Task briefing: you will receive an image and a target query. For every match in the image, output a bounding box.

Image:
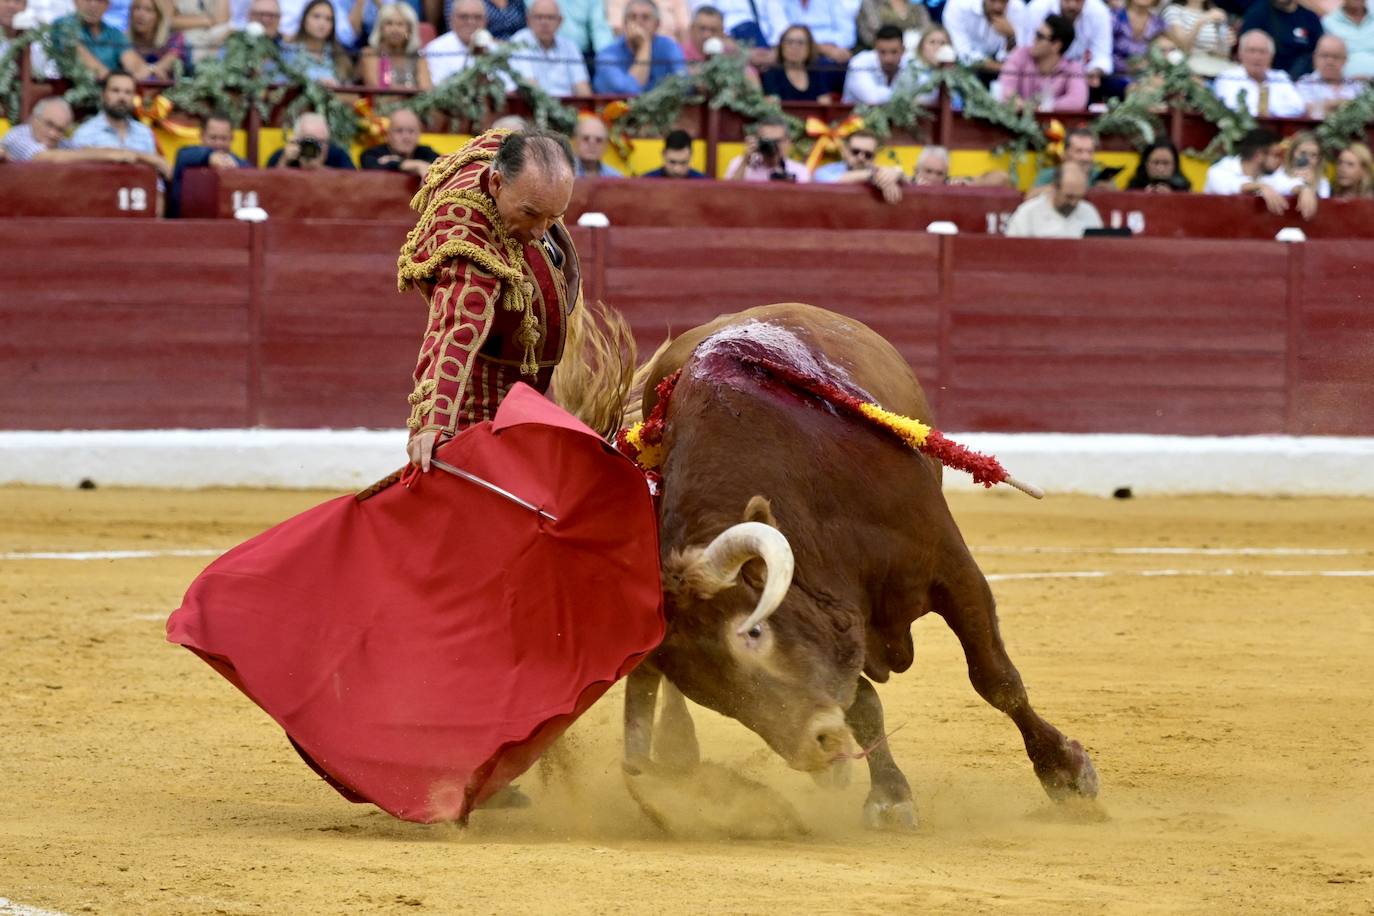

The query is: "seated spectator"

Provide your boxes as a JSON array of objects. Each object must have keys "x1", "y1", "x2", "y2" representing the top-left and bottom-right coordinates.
[
  {"x1": 695, "y1": 0, "x2": 781, "y2": 60},
  {"x1": 360, "y1": 107, "x2": 437, "y2": 175},
  {"x1": 346, "y1": 0, "x2": 422, "y2": 49},
  {"x1": 1322, "y1": 0, "x2": 1373, "y2": 79},
  {"x1": 999, "y1": 14, "x2": 1088, "y2": 111},
  {"x1": 911, "y1": 144, "x2": 950, "y2": 185},
  {"x1": 1213, "y1": 31, "x2": 1305, "y2": 117},
  {"x1": 760, "y1": 24, "x2": 838, "y2": 102},
  {"x1": 358, "y1": 1, "x2": 432, "y2": 89},
  {"x1": 52, "y1": 0, "x2": 131, "y2": 80},
  {"x1": 70, "y1": 71, "x2": 172, "y2": 178},
  {"x1": 944, "y1": 0, "x2": 1015, "y2": 79},
  {"x1": 1202, "y1": 126, "x2": 1290, "y2": 215},
  {"x1": 121, "y1": 0, "x2": 186, "y2": 80},
  {"x1": 1125, "y1": 139, "x2": 1191, "y2": 191},
  {"x1": 1241, "y1": 0, "x2": 1322, "y2": 77},
  {"x1": 1030, "y1": 127, "x2": 1112, "y2": 190},
  {"x1": 643, "y1": 128, "x2": 707, "y2": 177},
  {"x1": 424, "y1": 0, "x2": 495, "y2": 84},
  {"x1": 283, "y1": 0, "x2": 353, "y2": 84},
  {"x1": 894, "y1": 25, "x2": 956, "y2": 102},
  {"x1": 682, "y1": 3, "x2": 758, "y2": 75},
  {"x1": 244, "y1": 0, "x2": 286, "y2": 42},
  {"x1": 557, "y1": 0, "x2": 612, "y2": 58},
  {"x1": 726, "y1": 114, "x2": 809, "y2": 182},
  {"x1": 1108, "y1": 0, "x2": 1165, "y2": 94},
  {"x1": 267, "y1": 111, "x2": 357, "y2": 168},
  {"x1": 1016, "y1": 0, "x2": 1114, "y2": 90},
  {"x1": 172, "y1": 0, "x2": 233, "y2": 65},
  {"x1": 1261, "y1": 130, "x2": 1327, "y2": 219},
  {"x1": 1, "y1": 97, "x2": 76, "y2": 162},
  {"x1": 167, "y1": 112, "x2": 249, "y2": 217},
  {"x1": 813, "y1": 129, "x2": 905, "y2": 204},
  {"x1": 483, "y1": 0, "x2": 527, "y2": 39},
  {"x1": 282, "y1": 0, "x2": 359, "y2": 49},
  {"x1": 1004, "y1": 162, "x2": 1104, "y2": 237},
  {"x1": 770, "y1": 0, "x2": 855, "y2": 64},
  {"x1": 571, "y1": 116, "x2": 623, "y2": 176},
  {"x1": 843, "y1": 24, "x2": 911, "y2": 104},
  {"x1": 509, "y1": 0, "x2": 592, "y2": 95},
  {"x1": 1331, "y1": 142, "x2": 1374, "y2": 198},
  {"x1": 1296, "y1": 35, "x2": 1360, "y2": 118},
  {"x1": 592, "y1": 0, "x2": 687, "y2": 94},
  {"x1": 607, "y1": 0, "x2": 688, "y2": 44},
  {"x1": 1161, "y1": 0, "x2": 1234, "y2": 78},
  {"x1": 857, "y1": 0, "x2": 930, "y2": 50}
]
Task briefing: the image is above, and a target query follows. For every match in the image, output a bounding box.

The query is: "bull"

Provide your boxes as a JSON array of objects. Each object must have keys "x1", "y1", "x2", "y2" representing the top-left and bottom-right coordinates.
[{"x1": 620, "y1": 303, "x2": 1098, "y2": 828}]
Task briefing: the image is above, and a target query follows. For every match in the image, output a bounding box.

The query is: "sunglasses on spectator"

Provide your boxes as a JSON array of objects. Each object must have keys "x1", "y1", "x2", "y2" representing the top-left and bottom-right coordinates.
[{"x1": 850, "y1": 147, "x2": 876, "y2": 159}]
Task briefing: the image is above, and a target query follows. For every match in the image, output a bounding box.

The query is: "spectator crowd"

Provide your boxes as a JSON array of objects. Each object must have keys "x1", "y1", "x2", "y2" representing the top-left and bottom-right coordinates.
[{"x1": 3, "y1": 0, "x2": 1374, "y2": 228}]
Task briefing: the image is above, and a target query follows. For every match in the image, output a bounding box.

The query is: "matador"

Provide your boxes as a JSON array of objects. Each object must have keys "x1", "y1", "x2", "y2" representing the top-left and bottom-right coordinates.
[{"x1": 398, "y1": 127, "x2": 580, "y2": 469}]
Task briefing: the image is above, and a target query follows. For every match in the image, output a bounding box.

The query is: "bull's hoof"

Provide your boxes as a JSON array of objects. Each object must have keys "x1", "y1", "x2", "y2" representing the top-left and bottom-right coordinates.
[
  {"x1": 1037, "y1": 739, "x2": 1100, "y2": 801},
  {"x1": 862, "y1": 795, "x2": 917, "y2": 831}
]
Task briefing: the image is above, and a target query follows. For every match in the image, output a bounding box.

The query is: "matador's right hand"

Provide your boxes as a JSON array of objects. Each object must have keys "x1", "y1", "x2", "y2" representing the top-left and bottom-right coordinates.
[{"x1": 407, "y1": 430, "x2": 440, "y2": 472}]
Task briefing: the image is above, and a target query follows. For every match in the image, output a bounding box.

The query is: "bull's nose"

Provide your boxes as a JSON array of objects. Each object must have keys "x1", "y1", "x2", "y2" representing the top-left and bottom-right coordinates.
[
  {"x1": 815, "y1": 728, "x2": 847, "y2": 754},
  {"x1": 793, "y1": 708, "x2": 856, "y2": 771}
]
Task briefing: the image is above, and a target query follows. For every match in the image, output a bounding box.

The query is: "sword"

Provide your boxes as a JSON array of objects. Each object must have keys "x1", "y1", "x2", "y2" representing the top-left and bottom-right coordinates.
[{"x1": 429, "y1": 458, "x2": 558, "y2": 523}]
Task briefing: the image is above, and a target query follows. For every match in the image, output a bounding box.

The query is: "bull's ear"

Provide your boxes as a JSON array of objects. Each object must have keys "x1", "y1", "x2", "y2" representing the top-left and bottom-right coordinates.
[
  {"x1": 741, "y1": 496, "x2": 778, "y2": 589},
  {"x1": 742, "y1": 495, "x2": 778, "y2": 528}
]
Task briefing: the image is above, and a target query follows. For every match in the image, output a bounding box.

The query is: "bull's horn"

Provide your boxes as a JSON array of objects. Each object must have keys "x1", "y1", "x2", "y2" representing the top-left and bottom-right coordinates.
[{"x1": 698, "y1": 521, "x2": 794, "y2": 635}]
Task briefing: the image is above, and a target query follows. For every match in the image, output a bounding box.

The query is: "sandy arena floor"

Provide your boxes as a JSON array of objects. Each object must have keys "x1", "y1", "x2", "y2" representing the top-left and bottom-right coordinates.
[{"x1": 1, "y1": 486, "x2": 1371, "y2": 915}]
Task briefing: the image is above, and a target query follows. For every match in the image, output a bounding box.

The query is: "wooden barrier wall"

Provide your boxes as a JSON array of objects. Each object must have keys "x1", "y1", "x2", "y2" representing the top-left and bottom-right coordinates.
[{"x1": 1, "y1": 218, "x2": 1369, "y2": 435}]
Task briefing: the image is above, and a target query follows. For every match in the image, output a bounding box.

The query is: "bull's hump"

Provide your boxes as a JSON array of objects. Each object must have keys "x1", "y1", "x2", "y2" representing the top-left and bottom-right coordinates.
[{"x1": 690, "y1": 320, "x2": 873, "y2": 405}]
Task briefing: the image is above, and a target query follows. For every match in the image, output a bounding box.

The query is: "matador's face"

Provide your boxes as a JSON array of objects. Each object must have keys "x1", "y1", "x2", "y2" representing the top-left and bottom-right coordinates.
[{"x1": 490, "y1": 164, "x2": 573, "y2": 246}]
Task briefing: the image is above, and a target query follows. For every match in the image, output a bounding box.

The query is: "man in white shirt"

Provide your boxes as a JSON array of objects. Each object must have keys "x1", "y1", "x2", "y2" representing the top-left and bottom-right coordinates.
[
  {"x1": 1321, "y1": 0, "x2": 1374, "y2": 78},
  {"x1": 509, "y1": 0, "x2": 592, "y2": 95},
  {"x1": 1015, "y1": 0, "x2": 1112, "y2": 83},
  {"x1": 424, "y1": 0, "x2": 496, "y2": 85},
  {"x1": 945, "y1": 0, "x2": 1021, "y2": 78},
  {"x1": 1212, "y1": 30, "x2": 1307, "y2": 117},
  {"x1": 1202, "y1": 127, "x2": 1291, "y2": 216},
  {"x1": 1004, "y1": 162, "x2": 1102, "y2": 237},
  {"x1": 843, "y1": 24, "x2": 910, "y2": 104},
  {"x1": 1295, "y1": 35, "x2": 1360, "y2": 117}
]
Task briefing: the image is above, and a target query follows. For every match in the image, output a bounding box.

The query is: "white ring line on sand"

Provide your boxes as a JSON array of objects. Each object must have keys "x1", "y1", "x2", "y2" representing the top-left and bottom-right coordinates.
[
  {"x1": 0, "y1": 549, "x2": 224, "y2": 561},
  {"x1": 987, "y1": 569, "x2": 1374, "y2": 581},
  {"x1": 0, "y1": 899, "x2": 70, "y2": 916}
]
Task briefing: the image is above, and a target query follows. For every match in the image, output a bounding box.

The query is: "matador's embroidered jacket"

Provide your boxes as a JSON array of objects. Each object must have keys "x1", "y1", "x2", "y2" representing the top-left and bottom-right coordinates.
[{"x1": 397, "y1": 130, "x2": 581, "y2": 437}]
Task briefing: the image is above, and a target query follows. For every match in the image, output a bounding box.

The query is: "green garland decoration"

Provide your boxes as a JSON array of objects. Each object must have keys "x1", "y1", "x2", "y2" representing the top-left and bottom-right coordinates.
[
  {"x1": 1089, "y1": 90, "x2": 1161, "y2": 147},
  {"x1": 405, "y1": 44, "x2": 578, "y2": 135},
  {"x1": 0, "y1": 22, "x2": 101, "y2": 121},
  {"x1": 1315, "y1": 81, "x2": 1374, "y2": 155},
  {"x1": 612, "y1": 52, "x2": 792, "y2": 147},
  {"x1": 1140, "y1": 50, "x2": 1253, "y2": 158},
  {"x1": 163, "y1": 30, "x2": 355, "y2": 145}
]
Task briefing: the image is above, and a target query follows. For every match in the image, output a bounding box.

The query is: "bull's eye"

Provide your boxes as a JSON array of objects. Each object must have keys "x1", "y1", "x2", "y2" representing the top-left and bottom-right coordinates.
[{"x1": 746, "y1": 625, "x2": 763, "y2": 640}]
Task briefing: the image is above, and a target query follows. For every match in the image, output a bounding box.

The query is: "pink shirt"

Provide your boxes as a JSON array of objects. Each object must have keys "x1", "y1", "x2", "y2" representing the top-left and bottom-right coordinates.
[{"x1": 999, "y1": 46, "x2": 1088, "y2": 112}]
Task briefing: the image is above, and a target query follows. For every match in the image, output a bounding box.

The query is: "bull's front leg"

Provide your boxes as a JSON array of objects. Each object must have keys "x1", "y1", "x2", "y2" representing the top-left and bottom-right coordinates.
[
  {"x1": 622, "y1": 663, "x2": 660, "y2": 775},
  {"x1": 846, "y1": 676, "x2": 916, "y2": 830}
]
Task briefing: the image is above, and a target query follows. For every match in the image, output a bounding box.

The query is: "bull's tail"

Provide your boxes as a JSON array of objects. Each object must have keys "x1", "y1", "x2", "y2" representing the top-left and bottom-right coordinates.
[{"x1": 549, "y1": 296, "x2": 638, "y2": 440}]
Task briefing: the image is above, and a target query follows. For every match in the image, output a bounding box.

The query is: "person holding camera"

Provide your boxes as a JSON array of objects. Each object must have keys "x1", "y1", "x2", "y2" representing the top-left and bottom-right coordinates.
[
  {"x1": 267, "y1": 112, "x2": 357, "y2": 170},
  {"x1": 725, "y1": 115, "x2": 809, "y2": 183}
]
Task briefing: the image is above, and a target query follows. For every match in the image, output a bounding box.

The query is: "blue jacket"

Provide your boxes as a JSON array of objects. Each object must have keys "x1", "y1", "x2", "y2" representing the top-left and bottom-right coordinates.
[{"x1": 592, "y1": 35, "x2": 687, "y2": 95}]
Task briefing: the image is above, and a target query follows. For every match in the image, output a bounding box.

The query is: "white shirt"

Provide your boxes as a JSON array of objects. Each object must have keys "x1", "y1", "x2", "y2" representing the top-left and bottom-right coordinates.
[
  {"x1": 770, "y1": 0, "x2": 862, "y2": 48},
  {"x1": 1212, "y1": 66, "x2": 1306, "y2": 118},
  {"x1": 1015, "y1": 0, "x2": 1114, "y2": 74},
  {"x1": 508, "y1": 29, "x2": 591, "y2": 95},
  {"x1": 423, "y1": 32, "x2": 476, "y2": 85},
  {"x1": 842, "y1": 48, "x2": 912, "y2": 104},
  {"x1": 1294, "y1": 72, "x2": 1362, "y2": 111},
  {"x1": 945, "y1": 0, "x2": 1021, "y2": 65},
  {"x1": 1262, "y1": 168, "x2": 1332, "y2": 198},
  {"x1": 1004, "y1": 193, "x2": 1103, "y2": 238},
  {"x1": 1202, "y1": 155, "x2": 1256, "y2": 195}
]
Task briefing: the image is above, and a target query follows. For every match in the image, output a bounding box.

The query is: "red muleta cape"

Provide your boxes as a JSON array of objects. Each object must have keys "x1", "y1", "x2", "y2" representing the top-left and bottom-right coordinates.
[{"x1": 167, "y1": 385, "x2": 663, "y2": 823}]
